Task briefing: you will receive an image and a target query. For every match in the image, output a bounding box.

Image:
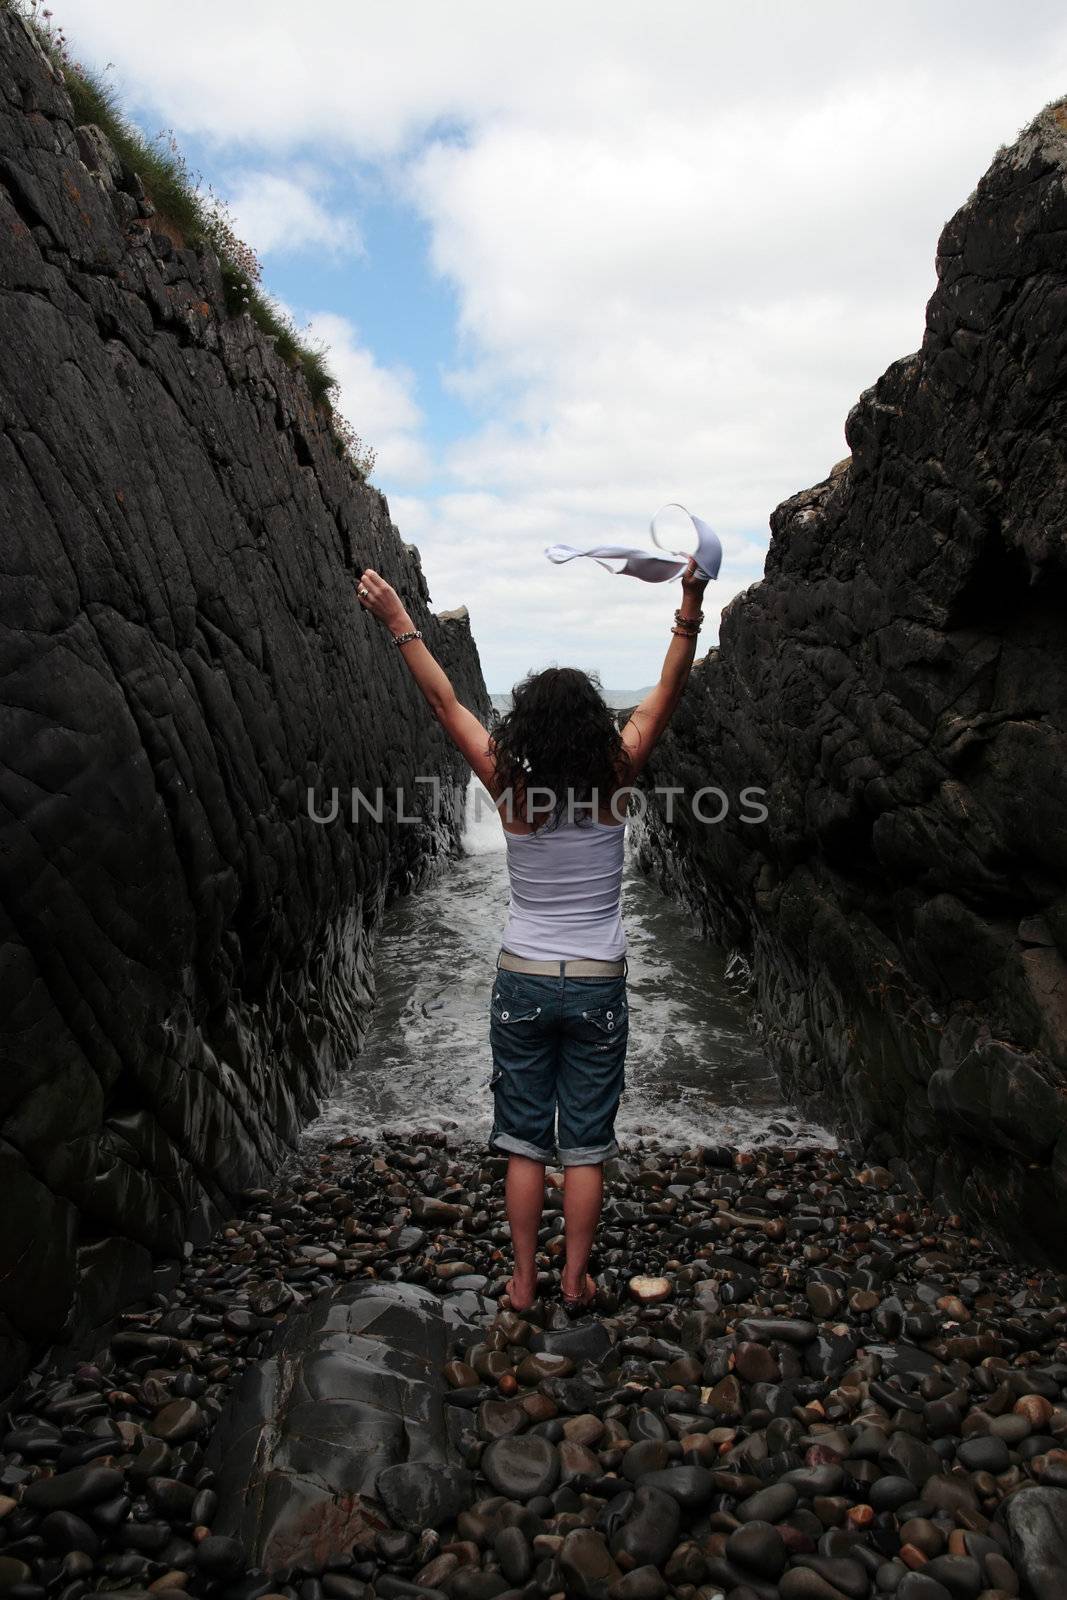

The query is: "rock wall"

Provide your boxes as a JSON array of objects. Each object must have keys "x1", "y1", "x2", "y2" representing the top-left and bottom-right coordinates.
[
  {"x1": 634, "y1": 98, "x2": 1067, "y2": 1261},
  {"x1": 0, "y1": 11, "x2": 490, "y2": 1380}
]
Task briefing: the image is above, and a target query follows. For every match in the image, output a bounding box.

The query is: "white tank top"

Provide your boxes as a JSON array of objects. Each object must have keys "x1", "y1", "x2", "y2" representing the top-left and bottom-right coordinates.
[{"x1": 500, "y1": 815, "x2": 627, "y2": 961}]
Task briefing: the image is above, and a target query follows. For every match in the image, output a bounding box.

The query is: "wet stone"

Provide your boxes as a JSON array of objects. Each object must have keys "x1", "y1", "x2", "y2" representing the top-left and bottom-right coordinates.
[
  {"x1": 377, "y1": 1464, "x2": 473, "y2": 1534},
  {"x1": 23, "y1": 1466, "x2": 123, "y2": 1512},
  {"x1": 894, "y1": 1574, "x2": 955, "y2": 1600},
  {"x1": 705, "y1": 1375, "x2": 743, "y2": 1416},
  {"x1": 726, "y1": 1520, "x2": 788, "y2": 1579},
  {"x1": 806, "y1": 1282, "x2": 844, "y2": 1318},
  {"x1": 628, "y1": 1277, "x2": 672, "y2": 1305},
  {"x1": 541, "y1": 1375, "x2": 599, "y2": 1413},
  {"x1": 443, "y1": 1360, "x2": 480, "y2": 1390},
  {"x1": 149, "y1": 1402, "x2": 204, "y2": 1444},
  {"x1": 558, "y1": 1439, "x2": 601, "y2": 1481},
  {"x1": 376, "y1": 1579, "x2": 448, "y2": 1600},
  {"x1": 477, "y1": 1400, "x2": 527, "y2": 1440},
  {"x1": 868, "y1": 1474, "x2": 918, "y2": 1511},
  {"x1": 634, "y1": 1465, "x2": 714, "y2": 1510},
  {"x1": 783, "y1": 1465, "x2": 844, "y2": 1497},
  {"x1": 559, "y1": 1528, "x2": 621, "y2": 1598},
  {"x1": 195, "y1": 1536, "x2": 247, "y2": 1579},
  {"x1": 957, "y1": 1435, "x2": 1010, "y2": 1472},
  {"x1": 792, "y1": 1554, "x2": 872, "y2": 1595},
  {"x1": 480, "y1": 1436, "x2": 560, "y2": 1501},
  {"x1": 206, "y1": 1281, "x2": 473, "y2": 1570},
  {"x1": 529, "y1": 1324, "x2": 613, "y2": 1364},
  {"x1": 737, "y1": 1481, "x2": 798, "y2": 1522},
  {"x1": 561, "y1": 1413, "x2": 604, "y2": 1447},
  {"x1": 922, "y1": 1554, "x2": 982, "y2": 1595},
  {"x1": 607, "y1": 1566, "x2": 668, "y2": 1600},
  {"x1": 415, "y1": 1555, "x2": 459, "y2": 1590},
  {"x1": 609, "y1": 1485, "x2": 681, "y2": 1569},
  {"x1": 248, "y1": 1279, "x2": 293, "y2": 1317},
  {"x1": 145, "y1": 1477, "x2": 197, "y2": 1517},
  {"x1": 38, "y1": 1510, "x2": 100, "y2": 1555},
  {"x1": 492, "y1": 1526, "x2": 532, "y2": 1585},
  {"x1": 515, "y1": 1352, "x2": 574, "y2": 1384},
  {"x1": 735, "y1": 1317, "x2": 818, "y2": 1346},
  {"x1": 622, "y1": 1441, "x2": 670, "y2": 1481},
  {"x1": 628, "y1": 1409, "x2": 669, "y2": 1444},
  {"x1": 1003, "y1": 1485, "x2": 1067, "y2": 1600},
  {"x1": 779, "y1": 1569, "x2": 866, "y2": 1599},
  {"x1": 885, "y1": 1433, "x2": 941, "y2": 1486},
  {"x1": 734, "y1": 1340, "x2": 781, "y2": 1383}
]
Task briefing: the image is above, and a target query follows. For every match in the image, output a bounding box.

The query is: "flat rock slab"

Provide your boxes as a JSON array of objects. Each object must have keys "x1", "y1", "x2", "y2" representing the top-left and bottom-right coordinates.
[{"x1": 206, "y1": 1281, "x2": 485, "y2": 1573}]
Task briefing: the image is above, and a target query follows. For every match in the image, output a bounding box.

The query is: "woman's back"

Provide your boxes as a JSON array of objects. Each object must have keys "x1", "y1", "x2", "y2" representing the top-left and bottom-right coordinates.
[
  {"x1": 500, "y1": 813, "x2": 627, "y2": 961},
  {"x1": 353, "y1": 551, "x2": 710, "y2": 1316}
]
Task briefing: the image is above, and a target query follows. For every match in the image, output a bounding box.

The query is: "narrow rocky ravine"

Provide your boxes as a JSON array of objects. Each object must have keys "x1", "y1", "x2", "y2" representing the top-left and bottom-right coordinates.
[
  {"x1": 3, "y1": 7, "x2": 1067, "y2": 1595},
  {"x1": 2, "y1": 1132, "x2": 1065, "y2": 1600}
]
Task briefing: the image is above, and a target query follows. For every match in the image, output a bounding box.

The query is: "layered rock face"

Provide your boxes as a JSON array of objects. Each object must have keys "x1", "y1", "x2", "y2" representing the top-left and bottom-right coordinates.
[
  {"x1": 206, "y1": 1281, "x2": 483, "y2": 1572},
  {"x1": 0, "y1": 11, "x2": 490, "y2": 1378},
  {"x1": 635, "y1": 99, "x2": 1067, "y2": 1260}
]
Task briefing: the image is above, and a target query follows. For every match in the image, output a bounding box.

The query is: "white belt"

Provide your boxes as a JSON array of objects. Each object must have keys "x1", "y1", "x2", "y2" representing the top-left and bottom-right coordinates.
[{"x1": 498, "y1": 948, "x2": 626, "y2": 978}]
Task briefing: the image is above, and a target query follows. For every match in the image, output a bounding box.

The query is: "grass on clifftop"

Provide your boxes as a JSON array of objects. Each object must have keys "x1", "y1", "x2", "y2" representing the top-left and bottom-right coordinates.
[{"x1": 3, "y1": 0, "x2": 376, "y2": 480}]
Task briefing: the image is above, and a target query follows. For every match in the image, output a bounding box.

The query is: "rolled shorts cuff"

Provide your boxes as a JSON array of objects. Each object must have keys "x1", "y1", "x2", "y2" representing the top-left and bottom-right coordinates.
[
  {"x1": 490, "y1": 1131, "x2": 555, "y2": 1163},
  {"x1": 558, "y1": 1138, "x2": 620, "y2": 1167}
]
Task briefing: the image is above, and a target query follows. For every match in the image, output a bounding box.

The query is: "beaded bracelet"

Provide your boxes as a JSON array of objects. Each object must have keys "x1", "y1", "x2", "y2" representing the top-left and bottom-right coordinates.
[
  {"x1": 392, "y1": 629, "x2": 423, "y2": 647},
  {"x1": 675, "y1": 607, "x2": 704, "y2": 626}
]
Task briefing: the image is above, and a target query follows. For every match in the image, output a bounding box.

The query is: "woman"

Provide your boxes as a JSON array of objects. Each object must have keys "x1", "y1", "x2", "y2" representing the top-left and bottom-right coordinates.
[{"x1": 356, "y1": 556, "x2": 708, "y2": 1314}]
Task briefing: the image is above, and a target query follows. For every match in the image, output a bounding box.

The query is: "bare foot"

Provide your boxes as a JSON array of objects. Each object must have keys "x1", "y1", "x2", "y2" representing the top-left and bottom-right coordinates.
[
  {"x1": 561, "y1": 1270, "x2": 596, "y2": 1308},
  {"x1": 503, "y1": 1273, "x2": 537, "y2": 1313}
]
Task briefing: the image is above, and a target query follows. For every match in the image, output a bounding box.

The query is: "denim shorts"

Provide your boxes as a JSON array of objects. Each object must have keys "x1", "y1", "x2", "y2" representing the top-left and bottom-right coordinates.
[{"x1": 488, "y1": 956, "x2": 628, "y2": 1166}]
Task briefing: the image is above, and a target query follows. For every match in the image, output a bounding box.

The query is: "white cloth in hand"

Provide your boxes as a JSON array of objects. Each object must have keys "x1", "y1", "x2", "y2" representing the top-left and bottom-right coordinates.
[{"x1": 545, "y1": 504, "x2": 723, "y2": 583}]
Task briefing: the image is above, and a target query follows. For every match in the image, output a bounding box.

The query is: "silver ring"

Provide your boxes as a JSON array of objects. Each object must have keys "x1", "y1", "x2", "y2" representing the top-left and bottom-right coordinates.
[{"x1": 358, "y1": 586, "x2": 369, "y2": 599}]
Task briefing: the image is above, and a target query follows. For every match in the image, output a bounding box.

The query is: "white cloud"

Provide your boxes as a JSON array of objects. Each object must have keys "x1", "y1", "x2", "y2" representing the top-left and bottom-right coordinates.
[
  {"x1": 50, "y1": 0, "x2": 1067, "y2": 684},
  {"x1": 53, "y1": 1, "x2": 1067, "y2": 158},
  {"x1": 288, "y1": 309, "x2": 431, "y2": 485},
  {"x1": 222, "y1": 167, "x2": 363, "y2": 258}
]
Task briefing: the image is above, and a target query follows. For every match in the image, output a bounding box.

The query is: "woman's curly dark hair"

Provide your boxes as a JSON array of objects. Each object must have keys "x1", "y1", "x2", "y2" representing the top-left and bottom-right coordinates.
[{"x1": 491, "y1": 666, "x2": 632, "y2": 829}]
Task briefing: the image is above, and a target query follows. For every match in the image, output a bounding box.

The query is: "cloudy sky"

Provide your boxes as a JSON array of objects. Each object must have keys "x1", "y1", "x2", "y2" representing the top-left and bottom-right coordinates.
[{"x1": 50, "y1": 0, "x2": 1067, "y2": 689}]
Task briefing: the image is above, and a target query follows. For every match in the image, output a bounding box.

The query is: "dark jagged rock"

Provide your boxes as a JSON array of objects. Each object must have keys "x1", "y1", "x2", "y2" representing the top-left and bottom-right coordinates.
[
  {"x1": 0, "y1": 10, "x2": 490, "y2": 1382},
  {"x1": 205, "y1": 1282, "x2": 483, "y2": 1571},
  {"x1": 632, "y1": 97, "x2": 1067, "y2": 1259}
]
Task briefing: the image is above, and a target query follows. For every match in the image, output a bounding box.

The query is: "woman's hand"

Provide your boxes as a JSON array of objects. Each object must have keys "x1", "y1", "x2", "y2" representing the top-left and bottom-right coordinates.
[
  {"x1": 356, "y1": 568, "x2": 410, "y2": 632},
  {"x1": 680, "y1": 555, "x2": 709, "y2": 595}
]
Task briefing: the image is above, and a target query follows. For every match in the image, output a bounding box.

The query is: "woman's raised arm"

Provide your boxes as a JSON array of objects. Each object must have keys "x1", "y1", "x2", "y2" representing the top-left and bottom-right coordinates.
[
  {"x1": 619, "y1": 557, "x2": 709, "y2": 781},
  {"x1": 356, "y1": 568, "x2": 497, "y2": 790}
]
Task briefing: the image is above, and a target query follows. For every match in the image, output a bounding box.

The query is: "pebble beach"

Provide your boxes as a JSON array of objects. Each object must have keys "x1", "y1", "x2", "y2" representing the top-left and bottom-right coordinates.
[{"x1": 3, "y1": 1134, "x2": 1066, "y2": 1600}]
